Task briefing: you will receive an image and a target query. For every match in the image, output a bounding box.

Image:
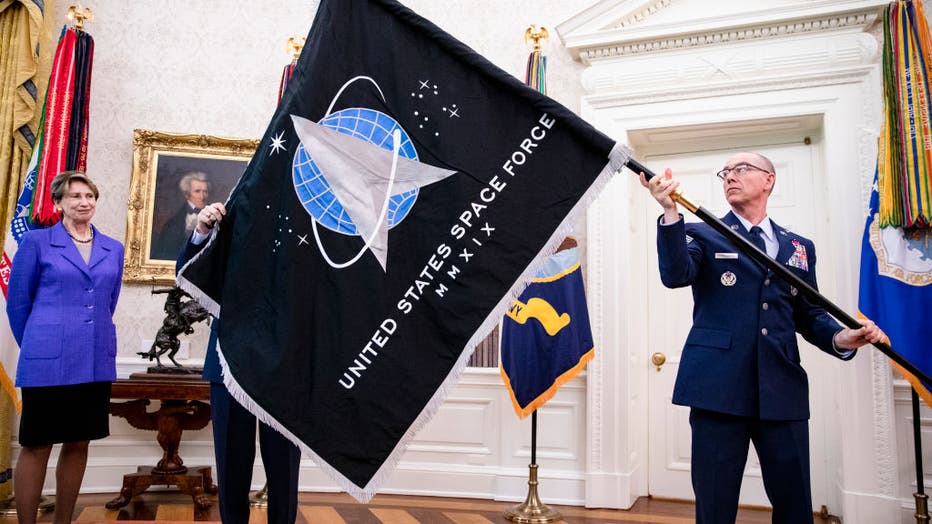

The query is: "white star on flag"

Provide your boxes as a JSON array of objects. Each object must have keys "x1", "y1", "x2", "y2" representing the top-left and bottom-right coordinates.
[{"x1": 269, "y1": 131, "x2": 287, "y2": 156}]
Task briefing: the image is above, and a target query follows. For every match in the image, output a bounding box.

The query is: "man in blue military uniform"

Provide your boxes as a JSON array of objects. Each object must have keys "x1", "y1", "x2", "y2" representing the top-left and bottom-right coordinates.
[
  {"x1": 177, "y1": 202, "x2": 302, "y2": 524},
  {"x1": 640, "y1": 152, "x2": 885, "y2": 524}
]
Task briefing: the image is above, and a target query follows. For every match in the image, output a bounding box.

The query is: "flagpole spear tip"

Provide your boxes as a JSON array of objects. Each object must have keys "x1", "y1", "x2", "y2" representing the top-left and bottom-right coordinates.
[
  {"x1": 286, "y1": 36, "x2": 306, "y2": 63},
  {"x1": 67, "y1": 4, "x2": 93, "y2": 31},
  {"x1": 524, "y1": 25, "x2": 549, "y2": 51}
]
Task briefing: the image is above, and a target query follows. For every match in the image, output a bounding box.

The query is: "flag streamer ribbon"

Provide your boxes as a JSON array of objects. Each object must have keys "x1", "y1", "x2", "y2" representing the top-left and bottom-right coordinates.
[
  {"x1": 278, "y1": 61, "x2": 297, "y2": 104},
  {"x1": 879, "y1": 0, "x2": 932, "y2": 230},
  {"x1": 30, "y1": 26, "x2": 94, "y2": 225},
  {"x1": 525, "y1": 49, "x2": 546, "y2": 95}
]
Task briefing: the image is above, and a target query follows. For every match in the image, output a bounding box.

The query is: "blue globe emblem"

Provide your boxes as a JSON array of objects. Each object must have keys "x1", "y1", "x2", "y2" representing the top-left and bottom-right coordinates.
[{"x1": 292, "y1": 108, "x2": 419, "y2": 235}]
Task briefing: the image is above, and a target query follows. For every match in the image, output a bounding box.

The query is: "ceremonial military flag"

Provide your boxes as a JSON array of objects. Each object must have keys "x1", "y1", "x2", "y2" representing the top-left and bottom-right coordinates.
[
  {"x1": 858, "y1": 172, "x2": 932, "y2": 401},
  {"x1": 861, "y1": 0, "x2": 932, "y2": 402},
  {"x1": 179, "y1": 0, "x2": 626, "y2": 501},
  {"x1": 500, "y1": 245, "x2": 594, "y2": 418}
]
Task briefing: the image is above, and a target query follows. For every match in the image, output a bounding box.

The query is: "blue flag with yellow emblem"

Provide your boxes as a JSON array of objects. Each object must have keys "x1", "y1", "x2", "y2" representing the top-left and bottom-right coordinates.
[
  {"x1": 178, "y1": 0, "x2": 627, "y2": 502},
  {"x1": 501, "y1": 244, "x2": 594, "y2": 418}
]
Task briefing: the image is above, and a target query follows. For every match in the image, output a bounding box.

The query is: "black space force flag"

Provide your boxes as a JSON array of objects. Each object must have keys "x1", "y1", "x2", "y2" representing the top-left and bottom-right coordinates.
[{"x1": 179, "y1": 0, "x2": 627, "y2": 501}]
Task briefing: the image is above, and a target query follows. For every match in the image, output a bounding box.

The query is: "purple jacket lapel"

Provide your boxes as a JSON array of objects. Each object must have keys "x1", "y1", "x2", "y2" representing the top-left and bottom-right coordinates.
[
  {"x1": 87, "y1": 225, "x2": 114, "y2": 270},
  {"x1": 49, "y1": 222, "x2": 92, "y2": 279}
]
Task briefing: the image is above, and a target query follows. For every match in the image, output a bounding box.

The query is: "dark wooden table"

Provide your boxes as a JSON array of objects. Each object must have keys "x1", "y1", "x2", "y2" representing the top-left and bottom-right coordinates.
[{"x1": 107, "y1": 373, "x2": 215, "y2": 510}]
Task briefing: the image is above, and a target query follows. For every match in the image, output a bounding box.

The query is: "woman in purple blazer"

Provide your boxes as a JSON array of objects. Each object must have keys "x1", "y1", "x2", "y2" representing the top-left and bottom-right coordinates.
[{"x1": 6, "y1": 171, "x2": 124, "y2": 524}]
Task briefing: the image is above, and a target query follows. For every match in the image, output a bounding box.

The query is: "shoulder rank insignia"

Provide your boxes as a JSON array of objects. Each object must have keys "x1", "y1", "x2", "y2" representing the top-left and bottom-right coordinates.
[{"x1": 786, "y1": 239, "x2": 809, "y2": 271}]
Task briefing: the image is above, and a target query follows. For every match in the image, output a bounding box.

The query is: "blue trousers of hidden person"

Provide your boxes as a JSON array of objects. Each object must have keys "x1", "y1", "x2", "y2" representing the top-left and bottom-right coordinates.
[
  {"x1": 210, "y1": 382, "x2": 302, "y2": 524},
  {"x1": 689, "y1": 408, "x2": 813, "y2": 524}
]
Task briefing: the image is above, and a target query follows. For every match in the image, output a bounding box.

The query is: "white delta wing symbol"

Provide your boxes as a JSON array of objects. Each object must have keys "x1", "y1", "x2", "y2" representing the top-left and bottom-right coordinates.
[{"x1": 290, "y1": 76, "x2": 457, "y2": 271}]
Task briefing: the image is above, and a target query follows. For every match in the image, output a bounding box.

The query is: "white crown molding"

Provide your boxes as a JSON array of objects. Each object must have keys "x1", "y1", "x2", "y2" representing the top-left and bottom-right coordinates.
[
  {"x1": 583, "y1": 65, "x2": 875, "y2": 109},
  {"x1": 557, "y1": 0, "x2": 888, "y2": 62},
  {"x1": 576, "y1": 23, "x2": 878, "y2": 99}
]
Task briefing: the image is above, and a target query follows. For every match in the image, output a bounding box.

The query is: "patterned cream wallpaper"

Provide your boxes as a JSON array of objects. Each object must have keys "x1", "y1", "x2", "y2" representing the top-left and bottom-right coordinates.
[{"x1": 46, "y1": 0, "x2": 591, "y2": 364}]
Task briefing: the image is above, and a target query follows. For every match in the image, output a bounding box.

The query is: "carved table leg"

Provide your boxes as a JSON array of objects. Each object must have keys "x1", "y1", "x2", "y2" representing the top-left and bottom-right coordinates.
[
  {"x1": 174, "y1": 474, "x2": 210, "y2": 510},
  {"x1": 194, "y1": 466, "x2": 218, "y2": 494},
  {"x1": 105, "y1": 467, "x2": 155, "y2": 509}
]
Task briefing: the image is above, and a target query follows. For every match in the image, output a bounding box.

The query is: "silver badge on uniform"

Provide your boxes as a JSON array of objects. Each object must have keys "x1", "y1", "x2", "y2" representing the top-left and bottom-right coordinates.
[{"x1": 721, "y1": 271, "x2": 737, "y2": 286}]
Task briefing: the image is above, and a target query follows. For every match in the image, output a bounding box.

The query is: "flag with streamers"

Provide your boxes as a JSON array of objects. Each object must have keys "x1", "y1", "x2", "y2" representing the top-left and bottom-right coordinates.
[
  {"x1": 861, "y1": 0, "x2": 932, "y2": 403},
  {"x1": 179, "y1": 0, "x2": 626, "y2": 502},
  {"x1": 877, "y1": 1, "x2": 932, "y2": 230},
  {"x1": 858, "y1": 170, "x2": 932, "y2": 402}
]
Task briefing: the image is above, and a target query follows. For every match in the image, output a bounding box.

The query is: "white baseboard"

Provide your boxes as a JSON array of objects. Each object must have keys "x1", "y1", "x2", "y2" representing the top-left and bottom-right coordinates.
[
  {"x1": 841, "y1": 490, "x2": 901, "y2": 524},
  {"x1": 584, "y1": 471, "x2": 639, "y2": 509}
]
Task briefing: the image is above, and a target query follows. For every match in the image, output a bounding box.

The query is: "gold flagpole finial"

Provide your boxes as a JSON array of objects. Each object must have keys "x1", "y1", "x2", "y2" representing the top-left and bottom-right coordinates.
[
  {"x1": 524, "y1": 25, "x2": 549, "y2": 51},
  {"x1": 67, "y1": 4, "x2": 94, "y2": 31},
  {"x1": 286, "y1": 36, "x2": 306, "y2": 62}
]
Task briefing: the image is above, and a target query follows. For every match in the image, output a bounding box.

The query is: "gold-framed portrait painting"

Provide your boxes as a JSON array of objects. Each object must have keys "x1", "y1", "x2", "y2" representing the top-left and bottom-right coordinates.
[{"x1": 124, "y1": 129, "x2": 258, "y2": 284}]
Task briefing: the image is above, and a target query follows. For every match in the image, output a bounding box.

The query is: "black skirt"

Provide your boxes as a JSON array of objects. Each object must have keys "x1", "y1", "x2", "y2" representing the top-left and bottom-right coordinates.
[{"x1": 19, "y1": 381, "x2": 112, "y2": 447}]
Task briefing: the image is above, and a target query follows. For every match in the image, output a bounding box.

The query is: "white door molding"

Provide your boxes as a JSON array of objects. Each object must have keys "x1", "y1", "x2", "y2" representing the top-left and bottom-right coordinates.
[{"x1": 570, "y1": 2, "x2": 899, "y2": 520}]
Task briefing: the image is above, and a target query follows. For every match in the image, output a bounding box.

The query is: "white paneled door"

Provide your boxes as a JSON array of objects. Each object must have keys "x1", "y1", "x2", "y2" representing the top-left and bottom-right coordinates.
[{"x1": 643, "y1": 140, "x2": 834, "y2": 512}]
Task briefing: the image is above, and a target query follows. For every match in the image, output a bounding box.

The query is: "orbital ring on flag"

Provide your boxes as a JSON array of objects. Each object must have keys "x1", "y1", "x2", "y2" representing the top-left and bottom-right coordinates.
[
  {"x1": 310, "y1": 128, "x2": 401, "y2": 269},
  {"x1": 292, "y1": 75, "x2": 457, "y2": 271}
]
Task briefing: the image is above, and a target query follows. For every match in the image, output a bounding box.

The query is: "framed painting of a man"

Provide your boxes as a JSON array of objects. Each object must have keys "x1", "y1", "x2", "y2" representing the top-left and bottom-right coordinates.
[{"x1": 124, "y1": 129, "x2": 258, "y2": 284}]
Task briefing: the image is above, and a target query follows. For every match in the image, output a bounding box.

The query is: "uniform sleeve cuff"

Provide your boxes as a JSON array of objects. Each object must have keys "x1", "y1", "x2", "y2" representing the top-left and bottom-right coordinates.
[
  {"x1": 191, "y1": 230, "x2": 210, "y2": 245},
  {"x1": 658, "y1": 213, "x2": 683, "y2": 226},
  {"x1": 832, "y1": 330, "x2": 856, "y2": 358}
]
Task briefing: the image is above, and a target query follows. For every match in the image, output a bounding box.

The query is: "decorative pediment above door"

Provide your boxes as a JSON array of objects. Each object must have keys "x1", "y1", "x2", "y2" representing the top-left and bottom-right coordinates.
[
  {"x1": 556, "y1": 0, "x2": 890, "y2": 101},
  {"x1": 558, "y1": 0, "x2": 889, "y2": 62}
]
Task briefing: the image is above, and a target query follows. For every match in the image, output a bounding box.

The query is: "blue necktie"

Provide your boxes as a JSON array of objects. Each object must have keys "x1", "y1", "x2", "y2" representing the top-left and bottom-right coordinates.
[{"x1": 749, "y1": 226, "x2": 766, "y2": 255}]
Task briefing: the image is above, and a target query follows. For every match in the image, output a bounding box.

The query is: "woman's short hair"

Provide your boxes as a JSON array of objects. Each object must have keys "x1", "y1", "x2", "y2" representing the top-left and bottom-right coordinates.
[{"x1": 51, "y1": 171, "x2": 100, "y2": 202}]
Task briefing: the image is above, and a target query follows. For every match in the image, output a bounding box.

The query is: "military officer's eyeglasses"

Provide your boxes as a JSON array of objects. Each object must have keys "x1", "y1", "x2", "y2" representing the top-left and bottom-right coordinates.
[{"x1": 716, "y1": 163, "x2": 770, "y2": 181}]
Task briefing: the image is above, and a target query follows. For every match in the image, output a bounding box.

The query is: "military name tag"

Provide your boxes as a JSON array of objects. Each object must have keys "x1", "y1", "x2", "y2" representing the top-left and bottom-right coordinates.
[
  {"x1": 721, "y1": 271, "x2": 737, "y2": 286},
  {"x1": 715, "y1": 252, "x2": 738, "y2": 259}
]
